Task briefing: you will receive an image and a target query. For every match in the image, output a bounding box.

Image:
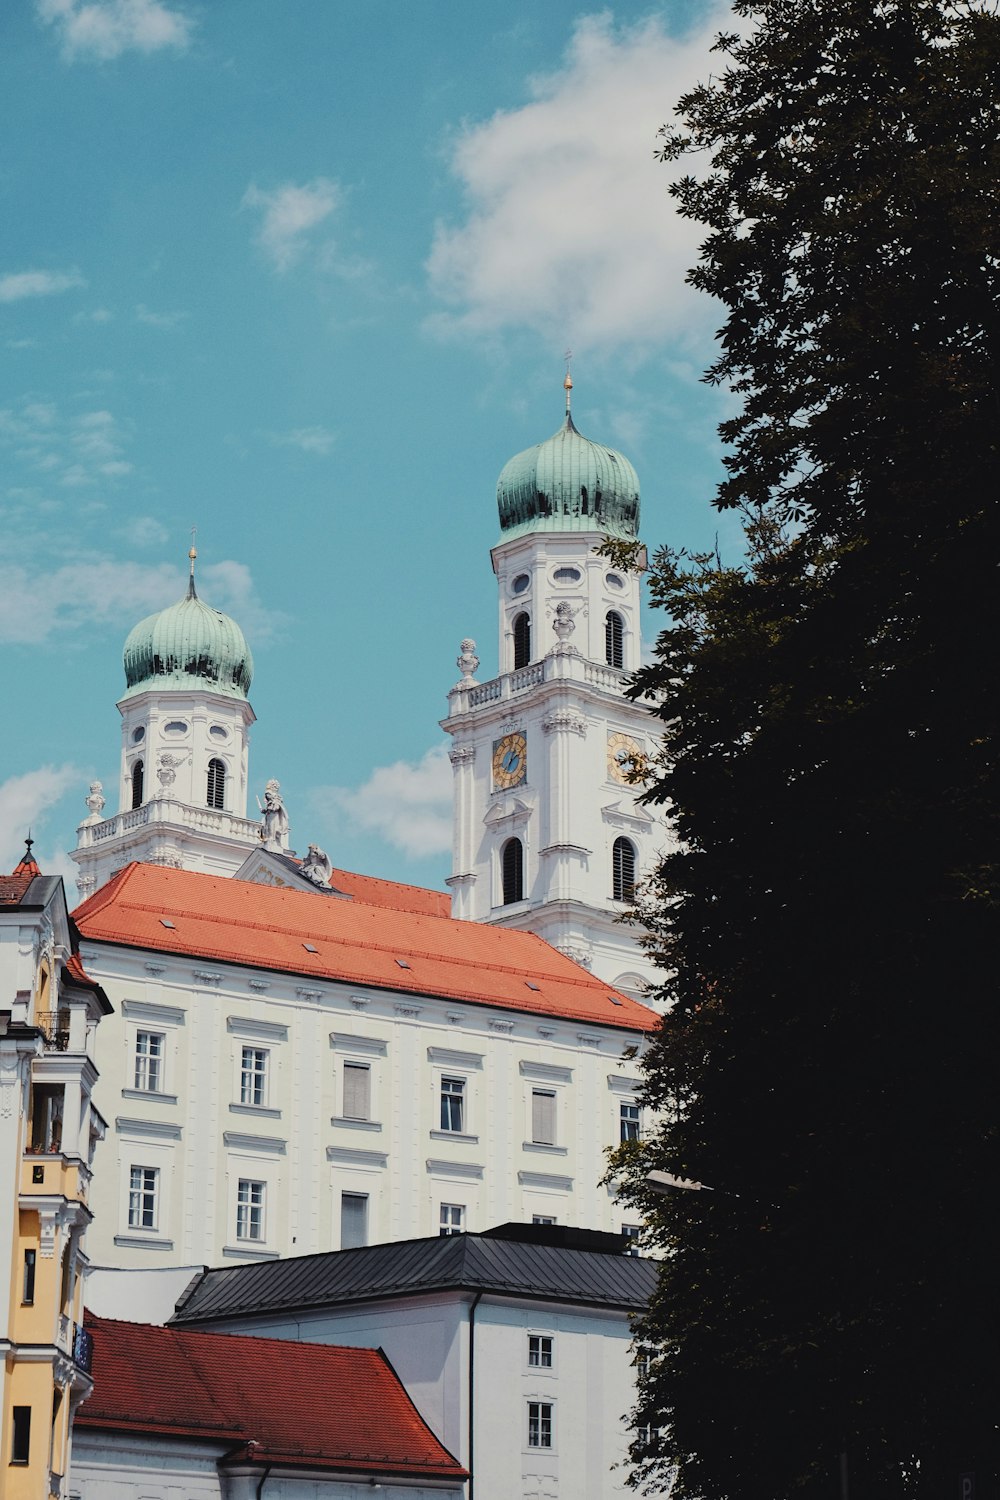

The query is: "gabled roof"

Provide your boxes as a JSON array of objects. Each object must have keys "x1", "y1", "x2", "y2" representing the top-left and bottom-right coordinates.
[
  {"x1": 73, "y1": 863, "x2": 656, "y2": 1032},
  {"x1": 247, "y1": 849, "x2": 451, "y2": 917},
  {"x1": 78, "y1": 1315, "x2": 465, "y2": 1480},
  {"x1": 171, "y1": 1229, "x2": 658, "y2": 1326}
]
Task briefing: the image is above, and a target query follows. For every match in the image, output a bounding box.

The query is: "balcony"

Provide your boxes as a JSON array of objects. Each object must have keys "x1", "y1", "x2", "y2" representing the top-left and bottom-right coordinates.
[
  {"x1": 34, "y1": 1011, "x2": 70, "y2": 1051},
  {"x1": 73, "y1": 1323, "x2": 93, "y2": 1374},
  {"x1": 453, "y1": 653, "x2": 629, "y2": 716},
  {"x1": 76, "y1": 798, "x2": 261, "y2": 848}
]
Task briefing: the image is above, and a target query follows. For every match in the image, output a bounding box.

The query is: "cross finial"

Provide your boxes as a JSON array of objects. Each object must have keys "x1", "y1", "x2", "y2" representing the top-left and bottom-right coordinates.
[
  {"x1": 563, "y1": 350, "x2": 573, "y2": 415},
  {"x1": 187, "y1": 527, "x2": 198, "y2": 598}
]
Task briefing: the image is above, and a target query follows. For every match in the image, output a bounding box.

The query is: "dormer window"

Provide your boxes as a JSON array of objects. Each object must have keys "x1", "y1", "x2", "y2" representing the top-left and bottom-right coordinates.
[
  {"x1": 605, "y1": 611, "x2": 624, "y2": 669},
  {"x1": 206, "y1": 759, "x2": 226, "y2": 810},
  {"x1": 131, "y1": 760, "x2": 144, "y2": 809},
  {"x1": 513, "y1": 613, "x2": 531, "y2": 670}
]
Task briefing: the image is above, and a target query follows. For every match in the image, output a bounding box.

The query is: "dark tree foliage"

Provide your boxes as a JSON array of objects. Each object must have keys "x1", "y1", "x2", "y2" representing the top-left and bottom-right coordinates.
[{"x1": 612, "y1": 4, "x2": 1000, "y2": 1499}]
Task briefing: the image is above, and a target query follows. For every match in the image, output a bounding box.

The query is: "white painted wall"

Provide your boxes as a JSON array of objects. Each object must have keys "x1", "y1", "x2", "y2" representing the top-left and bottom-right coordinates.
[{"x1": 79, "y1": 941, "x2": 651, "y2": 1270}]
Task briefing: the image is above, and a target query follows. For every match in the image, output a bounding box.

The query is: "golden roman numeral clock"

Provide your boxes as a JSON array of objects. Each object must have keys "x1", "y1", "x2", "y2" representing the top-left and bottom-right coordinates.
[
  {"x1": 492, "y1": 732, "x2": 527, "y2": 790},
  {"x1": 607, "y1": 731, "x2": 642, "y2": 785}
]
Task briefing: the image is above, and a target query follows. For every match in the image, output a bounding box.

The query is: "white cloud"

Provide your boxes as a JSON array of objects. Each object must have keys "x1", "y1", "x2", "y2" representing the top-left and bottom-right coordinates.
[
  {"x1": 0, "y1": 766, "x2": 81, "y2": 871},
  {"x1": 242, "y1": 179, "x2": 339, "y2": 272},
  {"x1": 0, "y1": 269, "x2": 85, "y2": 303},
  {"x1": 0, "y1": 555, "x2": 283, "y2": 647},
  {"x1": 313, "y1": 744, "x2": 453, "y2": 860},
  {"x1": 0, "y1": 398, "x2": 133, "y2": 487},
  {"x1": 135, "y1": 304, "x2": 188, "y2": 327},
  {"x1": 36, "y1": 0, "x2": 193, "y2": 61},
  {"x1": 122, "y1": 514, "x2": 168, "y2": 548},
  {"x1": 74, "y1": 306, "x2": 113, "y2": 323},
  {"x1": 269, "y1": 426, "x2": 336, "y2": 456},
  {"x1": 427, "y1": 9, "x2": 727, "y2": 350}
]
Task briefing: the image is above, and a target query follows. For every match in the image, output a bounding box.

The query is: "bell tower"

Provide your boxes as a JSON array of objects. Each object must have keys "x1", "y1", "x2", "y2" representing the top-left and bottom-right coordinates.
[
  {"x1": 72, "y1": 548, "x2": 261, "y2": 895},
  {"x1": 443, "y1": 378, "x2": 665, "y2": 998}
]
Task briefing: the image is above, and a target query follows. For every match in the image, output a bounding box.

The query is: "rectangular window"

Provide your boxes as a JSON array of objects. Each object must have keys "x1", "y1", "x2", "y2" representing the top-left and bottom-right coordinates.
[
  {"x1": 527, "y1": 1401, "x2": 552, "y2": 1449},
  {"x1": 240, "y1": 1046, "x2": 268, "y2": 1107},
  {"x1": 623, "y1": 1224, "x2": 642, "y2": 1256},
  {"x1": 440, "y1": 1076, "x2": 464, "y2": 1132},
  {"x1": 528, "y1": 1334, "x2": 553, "y2": 1368},
  {"x1": 341, "y1": 1191, "x2": 368, "y2": 1250},
  {"x1": 11, "y1": 1406, "x2": 30, "y2": 1465},
  {"x1": 343, "y1": 1061, "x2": 371, "y2": 1120},
  {"x1": 620, "y1": 1101, "x2": 641, "y2": 1142},
  {"x1": 532, "y1": 1215, "x2": 556, "y2": 1225},
  {"x1": 236, "y1": 1179, "x2": 265, "y2": 1241},
  {"x1": 133, "y1": 1031, "x2": 163, "y2": 1092},
  {"x1": 531, "y1": 1089, "x2": 556, "y2": 1146},
  {"x1": 127, "y1": 1166, "x2": 158, "y2": 1230},
  {"x1": 440, "y1": 1203, "x2": 464, "y2": 1237},
  {"x1": 22, "y1": 1249, "x2": 36, "y2": 1305}
]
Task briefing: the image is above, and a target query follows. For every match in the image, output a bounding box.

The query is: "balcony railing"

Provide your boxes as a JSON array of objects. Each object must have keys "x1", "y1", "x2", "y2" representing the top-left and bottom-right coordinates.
[
  {"x1": 73, "y1": 1323, "x2": 93, "y2": 1374},
  {"x1": 34, "y1": 1012, "x2": 70, "y2": 1051}
]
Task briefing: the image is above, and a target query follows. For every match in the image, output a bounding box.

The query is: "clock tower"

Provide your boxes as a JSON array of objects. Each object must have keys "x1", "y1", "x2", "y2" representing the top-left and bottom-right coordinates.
[{"x1": 443, "y1": 377, "x2": 666, "y2": 998}]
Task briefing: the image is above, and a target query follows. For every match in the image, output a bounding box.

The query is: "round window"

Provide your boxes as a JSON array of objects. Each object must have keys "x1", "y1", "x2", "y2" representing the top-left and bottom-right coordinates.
[
  {"x1": 553, "y1": 566, "x2": 582, "y2": 584},
  {"x1": 163, "y1": 720, "x2": 189, "y2": 736},
  {"x1": 605, "y1": 572, "x2": 625, "y2": 590},
  {"x1": 131, "y1": 726, "x2": 145, "y2": 744},
  {"x1": 209, "y1": 725, "x2": 228, "y2": 741},
  {"x1": 511, "y1": 573, "x2": 530, "y2": 595}
]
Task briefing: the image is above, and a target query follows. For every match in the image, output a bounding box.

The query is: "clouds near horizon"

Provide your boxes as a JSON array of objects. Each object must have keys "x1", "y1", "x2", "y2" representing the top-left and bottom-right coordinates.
[{"x1": 427, "y1": 10, "x2": 726, "y2": 350}]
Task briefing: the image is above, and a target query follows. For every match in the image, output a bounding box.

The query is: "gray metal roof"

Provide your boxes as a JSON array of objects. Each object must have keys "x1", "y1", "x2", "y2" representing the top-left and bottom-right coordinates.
[{"x1": 171, "y1": 1232, "x2": 658, "y2": 1326}]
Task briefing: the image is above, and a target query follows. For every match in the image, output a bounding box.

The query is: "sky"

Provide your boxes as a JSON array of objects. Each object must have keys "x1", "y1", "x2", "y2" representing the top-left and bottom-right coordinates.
[{"x1": 1, "y1": 0, "x2": 744, "y2": 895}]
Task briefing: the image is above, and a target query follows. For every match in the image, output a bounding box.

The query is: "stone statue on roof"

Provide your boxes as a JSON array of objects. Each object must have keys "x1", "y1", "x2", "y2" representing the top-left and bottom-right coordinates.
[
  {"x1": 300, "y1": 844, "x2": 333, "y2": 888},
  {"x1": 258, "y1": 779, "x2": 289, "y2": 853},
  {"x1": 84, "y1": 781, "x2": 106, "y2": 823}
]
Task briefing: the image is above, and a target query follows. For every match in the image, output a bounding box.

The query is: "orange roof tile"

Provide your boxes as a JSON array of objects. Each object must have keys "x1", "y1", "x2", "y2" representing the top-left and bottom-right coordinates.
[
  {"x1": 73, "y1": 863, "x2": 656, "y2": 1032},
  {"x1": 78, "y1": 1315, "x2": 466, "y2": 1479},
  {"x1": 325, "y1": 865, "x2": 451, "y2": 917}
]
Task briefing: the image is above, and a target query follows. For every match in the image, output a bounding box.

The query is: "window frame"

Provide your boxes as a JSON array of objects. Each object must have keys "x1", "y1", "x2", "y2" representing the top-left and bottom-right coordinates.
[
  {"x1": 440, "y1": 1075, "x2": 466, "y2": 1133},
  {"x1": 531, "y1": 1088, "x2": 557, "y2": 1147},
  {"x1": 620, "y1": 1099, "x2": 641, "y2": 1142},
  {"x1": 127, "y1": 1165, "x2": 159, "y2": 1231},
  {"x1": 512, "y1": 611, "x2": 531, "y2": 670},
  {"x1": 342, "y1": 1059, "x2": 372, "y2": 1121},
  {"x1": 605, "y1": 609, "x2": 625, "y2": 669},
  {"x1": 340, "y1": 1190, "x2": 369, "y2": 1250},
  {"x1": 526, "y1": 1400, "x2": 554, "y2": 1450},
  {"x1": 439, "y1": 1202, "x2": 465, "y2": 1237},
  {"x1": 133, "y1": 1029, "x2": 164, "y2": 1093},
  {"x1": 239, "y1": 1045, "x2": 269, "y2": 1108},
  {"x1": 501, "y1": 836, "x2": 524, "y2": 905},
  {"x1": 612, "y1": 836, "x2": 637, "y2": 902},
  {"x1": 236, "y1": 1178, "x2": 266, "y2": 1242},
  {"x1": 206, "y1": 756, "x2": 226, "y2": 810},
  {"x1": 130, "y1": 758, "x2": 144, "y2": 809},
  {"x1": 10, "y1": 1405, "x2": 30, "y2": 1465},
  {"x1": 527, "y1": 1333, "x2": 554, "y2": 1370}
]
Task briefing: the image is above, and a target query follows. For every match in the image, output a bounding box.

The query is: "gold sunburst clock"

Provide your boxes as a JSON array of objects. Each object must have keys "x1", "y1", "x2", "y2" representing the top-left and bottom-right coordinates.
[
  {"x1": 492, "y1": 732, "x2": 527, "y2": 790},
  {"x1": 607, "y1": 731, "x2": 641, "y2": 785}
]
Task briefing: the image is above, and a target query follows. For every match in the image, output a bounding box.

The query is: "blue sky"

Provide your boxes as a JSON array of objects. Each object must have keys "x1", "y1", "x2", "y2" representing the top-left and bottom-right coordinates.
[{"x1": 1, "y1": 0, "x2": 743, "y2": 893}]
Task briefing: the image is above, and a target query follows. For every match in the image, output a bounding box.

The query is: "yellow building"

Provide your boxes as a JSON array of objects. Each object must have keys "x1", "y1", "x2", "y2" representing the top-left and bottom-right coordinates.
[{"x1": 1, "y1": 843, "x2": 110, "y2": 1500}]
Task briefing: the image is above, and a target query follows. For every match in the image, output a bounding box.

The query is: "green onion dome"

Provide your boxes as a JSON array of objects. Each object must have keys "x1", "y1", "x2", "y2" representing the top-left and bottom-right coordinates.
[
  {"x1": 121, "y1": 555, "x2": 253, "y2": 700},
  {"x1": 497, "y1": 381, "x2": 640, "y2": 540}
]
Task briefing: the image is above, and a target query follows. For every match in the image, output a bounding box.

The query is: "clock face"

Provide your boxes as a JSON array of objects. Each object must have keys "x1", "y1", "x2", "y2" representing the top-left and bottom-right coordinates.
[
  {"x1": 492, "y1": 732, "x2": 527, "y2": 790},
  {"x1": 607, "y1": 732, "x2": 642, "y2": 785}
]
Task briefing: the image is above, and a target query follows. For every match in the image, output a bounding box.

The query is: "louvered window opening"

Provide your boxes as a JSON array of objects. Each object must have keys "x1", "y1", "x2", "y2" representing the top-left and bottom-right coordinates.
[
  {"x1": 341, "y1": 1191, "x2": 368, "y2": 1249},
  {"x1": 531, "y1": 1089, "x2": 556, "y2": 1146},
  {"x1": 131, "y1": 759, "x2": 144, "y2": 809},
  {"x1": 206, "y1": 758, "x2": 226, "y2": 810},
  {"x1": 613, "y1": 837, "x2": 636, "y2": 901},
  {"x1": 513, "y1": 612, "x2": 531, "y2": 669},
  {"x1": 343, "y1": 1062, "x2": 371, "y2": 1121},
  {"x1": 605, "y1": 610, "x2": 624, "y2": 669},
  {"x1": 502, "y1": 837, "x2": 524, "y2": 905}
]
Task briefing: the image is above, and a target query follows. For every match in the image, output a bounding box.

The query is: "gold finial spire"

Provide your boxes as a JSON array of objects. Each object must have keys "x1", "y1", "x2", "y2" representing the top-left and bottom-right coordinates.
[
  {"x1": 563, "y1": 350, "x2": 573, "y2": 416},
  {"x1": 187, "y1": 526, "x2": 198, "y2": 598}
]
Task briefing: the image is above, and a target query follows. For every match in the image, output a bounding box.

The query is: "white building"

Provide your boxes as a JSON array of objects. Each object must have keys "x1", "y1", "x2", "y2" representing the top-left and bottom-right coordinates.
[
  {"x1": 443, "y1": 376, "x2": 665, "y2": 996},
  {"x1": 74, "y1": 858, "x2": 655, "y2": 1269}
]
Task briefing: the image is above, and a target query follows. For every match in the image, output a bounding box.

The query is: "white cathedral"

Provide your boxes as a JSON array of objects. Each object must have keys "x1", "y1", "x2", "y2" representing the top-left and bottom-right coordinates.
[{"x1": 66, "y1": 379, "x2": 667, "y2": 1267}]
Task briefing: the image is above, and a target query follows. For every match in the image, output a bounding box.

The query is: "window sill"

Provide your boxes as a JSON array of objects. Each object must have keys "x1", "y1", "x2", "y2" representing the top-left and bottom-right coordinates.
[
  {"x1": 229, "y1": 1102, "x2": 282, "y2": 1119},
  {"x1": 522, "y1": 1141, "x2": 568, "y2": 1156},
  {"x1": 331, "y1": 1116, "x2": 382, "y2": 1131},
  {"x1": 222, "y1": 1243, "x2": 279, "y2": 1260},
  {"x1": 121, "y1": 1088, "x2": 178, "y2": 1104},
  {"x1": 430, "y1": 1129, "x2": 479, "y2": 1145},
  {"x1": 114, "y1": 1233, "x2": 174, "y2": 1251}
]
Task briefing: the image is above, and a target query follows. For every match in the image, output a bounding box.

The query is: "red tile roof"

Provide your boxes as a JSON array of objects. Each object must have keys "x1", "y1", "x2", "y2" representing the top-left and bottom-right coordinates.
[
  {"x1": 73, "y1": 863, "x2": 656, "y2": 1032},
  {"x1": 0, "y1": 874, "x2": 35, "y2": 907},
  {"x1": 325, "y1": 866, "x2": 450, "y2": 918},
  {"x1": 78, "y1": 1315, "x2": 466, "y2": 1479}
]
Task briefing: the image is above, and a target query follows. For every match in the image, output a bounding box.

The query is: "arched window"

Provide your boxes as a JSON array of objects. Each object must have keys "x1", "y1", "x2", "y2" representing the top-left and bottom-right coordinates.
[
  {"x1": 605, "y1": 610, "x2": 624, "y2": 669},
  {"x1": 513, "y1": 612, "x2": 531, "y2": 670},
  {"x1": 612, "y1": 837, "x2": 636, "y2": 902},
  {"x1": 131, "y1": 760, "x2": 144, "y2": 809},
  {"x1": 206, "y1": 758, "x2": 226, "y2": 810},
  {"x1": 501, "y1": 837, "x2": 524, "y2": 905}
]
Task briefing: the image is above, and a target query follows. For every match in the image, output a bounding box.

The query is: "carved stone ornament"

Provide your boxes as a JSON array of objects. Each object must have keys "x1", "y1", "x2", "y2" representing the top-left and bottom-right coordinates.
[
  {"x1": 259, "y1": 778, "x2": 290, "y2": 853},
  {"x1": 449, "y1": 745, "x2": 476, "y2": 768},
  {"x1": 551, "y1": 599, "x2": 576, "y2": 640},
  {"x1": 0, "y1": 1051, "x2": 20, "y2": 1120},
  {"x1": 488, "y1": 1017, "x2": 515, "y2": 1034},
  {"x1": 157, "y1": 751, "x2": 189, "y2": 787},
  {"x1": 300, "y1": 844, "x2": 334, "y2": 888},
  {"x1": 456, "y1": 638, "x2": 479, "y2": 684},
  {"x1": 76, "y1": 874, "x2": 97, "y2": 900},
  {"x1": 542, "y1": 708, "x2": 588, "y2": 738},
  {"x1": 84, "y1": 781, "x2": 106, "y2": 821},
  {"x1": 555, "y1": 941, "x2": 593, "y2": 969}
]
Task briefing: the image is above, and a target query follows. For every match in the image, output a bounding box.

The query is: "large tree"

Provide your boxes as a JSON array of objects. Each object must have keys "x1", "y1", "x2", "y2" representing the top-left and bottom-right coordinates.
[{"x1": 613, "y1": 4, "x2": 1000, "y2": 1498}]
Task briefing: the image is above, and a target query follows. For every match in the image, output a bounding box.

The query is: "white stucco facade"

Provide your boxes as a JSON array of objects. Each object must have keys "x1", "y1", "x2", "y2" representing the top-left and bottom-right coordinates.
[{"x1": 78, "y1": 938, "x2": 651, "y2": 1270}]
